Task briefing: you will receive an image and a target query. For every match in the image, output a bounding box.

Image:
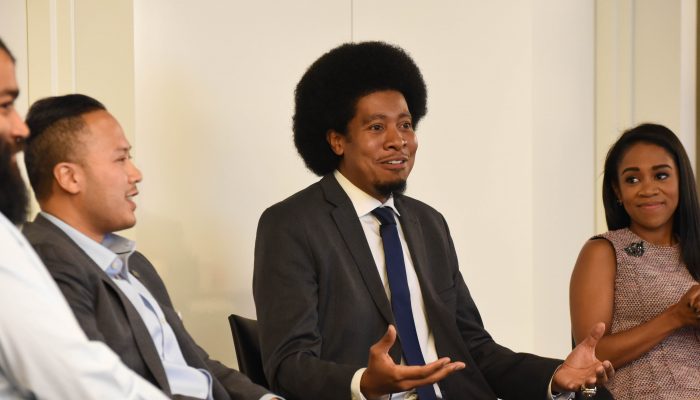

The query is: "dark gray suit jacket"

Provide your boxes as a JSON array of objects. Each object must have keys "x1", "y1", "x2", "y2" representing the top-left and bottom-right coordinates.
[
  {"x1": 23, "y1": 214, "x2": 271, "y2": 400},
  {"x1": 253, "y1": 175, "x2": 562, "y2": 400}
]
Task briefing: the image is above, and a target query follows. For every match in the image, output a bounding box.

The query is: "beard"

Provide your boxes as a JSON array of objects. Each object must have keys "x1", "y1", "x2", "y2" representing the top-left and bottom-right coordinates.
[
  {"x1": 0, "y1": 139, "x2": 28, "y2": 225},
  {"x1": 375, "y1": 179, "x2": 407, "y2": 199}
]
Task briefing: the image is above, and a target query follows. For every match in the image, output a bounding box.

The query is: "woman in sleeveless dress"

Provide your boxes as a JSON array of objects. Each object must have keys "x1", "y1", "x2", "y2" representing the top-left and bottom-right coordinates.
[{"x1": 570, "y1": 123, "x2": 700, "y2": 400}]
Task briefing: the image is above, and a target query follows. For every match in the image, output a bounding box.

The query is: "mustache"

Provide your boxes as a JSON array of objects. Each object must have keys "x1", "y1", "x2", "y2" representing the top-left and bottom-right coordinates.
[
  {"x1": 2, "y1": 136, "x2": 24, "y2": 155},
  {"x1": 8, "y1": 138, "x2": 24, "y2": 154}
]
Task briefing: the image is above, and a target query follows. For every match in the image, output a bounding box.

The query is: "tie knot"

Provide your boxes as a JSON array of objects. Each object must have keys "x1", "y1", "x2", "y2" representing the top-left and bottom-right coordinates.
[{"x1": 372, "y1": 207, "x2": 396, "y2": 226}]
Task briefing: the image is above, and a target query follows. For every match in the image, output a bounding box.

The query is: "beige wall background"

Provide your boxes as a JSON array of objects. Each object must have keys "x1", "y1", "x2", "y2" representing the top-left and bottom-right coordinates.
[
  {"x1": 0, "y1": 0, "x2": 695, "y2": 369},
  {"x1": 595, "y1": 0, "x2": 697, "y2": 232}
]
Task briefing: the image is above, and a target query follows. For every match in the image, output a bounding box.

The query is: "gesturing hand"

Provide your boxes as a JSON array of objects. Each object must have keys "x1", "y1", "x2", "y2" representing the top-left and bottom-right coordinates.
[
  {"x1": 672, "y1": 284, "x2": 700, "y2": 327},
  {"x1": 360, "y1": 325, "x2": 465, "y2": 399},
  {"x1": 553, "y1": 322, "x2": 614, "y2": 393}
]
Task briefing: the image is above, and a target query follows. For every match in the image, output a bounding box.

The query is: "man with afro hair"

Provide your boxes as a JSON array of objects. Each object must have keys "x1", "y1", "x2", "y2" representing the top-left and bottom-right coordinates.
[{"x1": 253, "y1": 41, "x2": 613, "y2": 400}]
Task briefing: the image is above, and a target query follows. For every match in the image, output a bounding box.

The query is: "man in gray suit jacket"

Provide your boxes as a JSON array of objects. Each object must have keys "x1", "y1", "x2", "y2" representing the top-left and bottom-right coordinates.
[
  {"x1": 253, "y1": 42, "x2": 614, "y2": 400},
  {"x1": 21, "y1": 94, "x2": 280, "y2": 400},
  {"x1": 0, "y1": 38, "x2": 169, "y2": 400}
]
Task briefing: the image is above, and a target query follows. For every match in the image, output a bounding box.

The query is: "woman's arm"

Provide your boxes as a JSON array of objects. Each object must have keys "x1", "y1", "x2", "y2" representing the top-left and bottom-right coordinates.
[{"x1": 569, "y1": 239, "x2": 699, "y2": 368}]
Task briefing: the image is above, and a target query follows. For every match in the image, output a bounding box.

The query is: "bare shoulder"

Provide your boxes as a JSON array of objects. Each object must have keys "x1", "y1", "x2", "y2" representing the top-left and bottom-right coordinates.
[
  {"x1": 570, "y1": 237, "x2": 617, "y2": 296},
  {"x1": 571, "y1": 237, "x2": 617, "y2": 341},
  {"x1": 575, "y1": 237, "x2": 616, "y2": 273}
]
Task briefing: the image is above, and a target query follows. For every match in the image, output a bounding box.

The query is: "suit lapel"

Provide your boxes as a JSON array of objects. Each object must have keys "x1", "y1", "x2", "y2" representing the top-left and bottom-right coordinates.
[
  {"x1": 393, "y1": 200, "x2": 474, "y2": 369},
  {"x1": 32, "y1": 215, "x2": 172, "y2": 393},
  {"x1": 321, "y1": 176, "x2": 394, "y2": 325},
  {"x1": 394, "y1": 199, "x2": 439, "y2": 322},
  {"x1": 117, "y1": 266, "x2": 172, "y2": 393},
  {"x1": 394, "y1": 199, "x2": 429, "y2": 289}
]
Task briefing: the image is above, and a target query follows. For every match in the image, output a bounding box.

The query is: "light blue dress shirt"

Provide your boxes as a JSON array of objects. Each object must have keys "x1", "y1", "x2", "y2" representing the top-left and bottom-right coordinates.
[
  {"x1": 42, "y1": 212, "x2": 212, "y2": 399},
  {"x1": 0, "y1": 211, "x2": 169, "y2": 399}
]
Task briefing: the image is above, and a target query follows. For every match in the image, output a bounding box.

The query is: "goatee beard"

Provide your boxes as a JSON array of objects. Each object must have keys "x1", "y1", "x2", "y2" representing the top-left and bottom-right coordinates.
[
  {"x1": 0, "y1": 140, "x2": 29, "y2": 225},
  {"x1": 375, "y1": 180, "x2": 407, "y2": 199}
]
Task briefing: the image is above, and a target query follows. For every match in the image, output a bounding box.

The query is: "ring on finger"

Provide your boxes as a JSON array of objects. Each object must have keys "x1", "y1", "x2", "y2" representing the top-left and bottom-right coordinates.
[{"x1": 580, "y1": 384, "x2": 597, "y2": 398}]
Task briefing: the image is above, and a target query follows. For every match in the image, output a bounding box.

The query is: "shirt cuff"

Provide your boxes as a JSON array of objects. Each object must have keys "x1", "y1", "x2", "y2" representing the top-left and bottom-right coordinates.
[
  {"x1": 199, "y1": 368, "x2": 214, "y2": 400},
  {"x1": 351, "y1": 368, "x2": 368, "y2": 400},
  {"x1": 351, "y1": 368, "x2": 394, "y2": 400},
  {"x1": 548, "y1": 366, "x2": 575, "y2": 400},
  {"x1": 259, "y1": 394, "x2": 284, "y2": 400}
]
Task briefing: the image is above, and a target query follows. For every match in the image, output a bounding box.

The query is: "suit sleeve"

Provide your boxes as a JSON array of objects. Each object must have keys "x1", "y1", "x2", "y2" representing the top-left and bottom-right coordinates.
[
  {"x1": 193, "y1": 341, "x2": 272, "y2": 400},
  {"x1": 29, "y1": 243, "x2": 110, "y2": 343},
  {"x1": 253, "y1": 206, "x2": 359, "y2": 400},
  {"x1": 442, "y1": 218, "x2": 561, "y2": 400}
]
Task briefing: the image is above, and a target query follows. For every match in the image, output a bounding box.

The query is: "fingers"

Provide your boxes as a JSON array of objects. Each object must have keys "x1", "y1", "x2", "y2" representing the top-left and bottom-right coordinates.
[
  {"x1": 398, "y1": 358, "x2": 462, "y2": 379},
  {"x1": 362, "y1": 349, "x2": 465, "y2": 397},
  {"x1": 593, "y1": 364, "x2": 608, "y2": 385},
  {"x1": 555, "y1": 355, "x2": 613, "y2": 392},
  {"x1": 579, "y1": 321, "x2": 605, "y2": 350},
  {"x1": 588, "y1": 322, "x2": 605, "y2": 341},
  {"x1": 393, "y1": 360, "x2": 465, "y2": 390},
  {"x1": 371, "y1": 325, "x2": 397, "y2": 355},
  {"x1": 582, "y1": 361, "x2": 614, "y2": 391},
  {"x1": 602, "y1": 360, "x2": 614, "y2": 380},
  {"x1": 682, "y1": 286, "x2": 700, "y2": 321},
  {"x1": 688, "y1": 285, "x2": 700, "y2": 312}
]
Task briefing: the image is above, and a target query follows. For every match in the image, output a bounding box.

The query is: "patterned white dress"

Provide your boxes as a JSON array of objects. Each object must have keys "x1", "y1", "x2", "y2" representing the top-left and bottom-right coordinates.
[{"x1": 599, "y1": 228, "x2": 700, "y2": 399}]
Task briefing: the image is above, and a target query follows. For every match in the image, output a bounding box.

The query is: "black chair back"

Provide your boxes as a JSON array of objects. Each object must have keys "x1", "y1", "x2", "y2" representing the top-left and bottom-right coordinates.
[{"x1": 228, "y1": 314, "x2": 269, "y2": 388}]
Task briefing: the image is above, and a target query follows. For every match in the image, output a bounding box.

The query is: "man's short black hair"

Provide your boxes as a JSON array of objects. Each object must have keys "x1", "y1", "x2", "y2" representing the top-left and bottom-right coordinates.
[
  {"x1": 293, "y1": 41, "x2": 427, "y2": 176},
  {"x1": 24, "y1": 94, "x2": 106, "y2": 200}
]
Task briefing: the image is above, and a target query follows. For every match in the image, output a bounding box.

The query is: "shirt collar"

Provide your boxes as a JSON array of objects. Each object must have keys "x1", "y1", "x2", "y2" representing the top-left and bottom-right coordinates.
[
  {"x1": 333, "y1": 170, "x2": 400, "y2": 218},
  {"x1": 41, "y1": 212, "x2": 136, "y2": 279}
]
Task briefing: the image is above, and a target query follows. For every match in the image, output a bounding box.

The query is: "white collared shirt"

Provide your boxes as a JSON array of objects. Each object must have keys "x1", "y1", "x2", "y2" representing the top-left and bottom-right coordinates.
[{"x1": 333, "y1": 171, "x2": 441, "y2": 400}]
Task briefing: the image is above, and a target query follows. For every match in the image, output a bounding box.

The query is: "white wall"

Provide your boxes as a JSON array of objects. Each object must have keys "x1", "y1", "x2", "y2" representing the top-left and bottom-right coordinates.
[
  {"x1": 532, "y1": 0, "x2": 595, "y2": 357},
  {"x1": 595, "y1": 0, "x2": 697, "y2": 232},
  {"x1": 0, "y1": 1, "x2": 29, "y2": 117}
]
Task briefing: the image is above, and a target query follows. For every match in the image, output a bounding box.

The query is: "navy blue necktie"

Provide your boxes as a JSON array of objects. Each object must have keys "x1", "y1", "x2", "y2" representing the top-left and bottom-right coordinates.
[{"x1": 372, "y1": 207, "x2": 438, "y2": 400}]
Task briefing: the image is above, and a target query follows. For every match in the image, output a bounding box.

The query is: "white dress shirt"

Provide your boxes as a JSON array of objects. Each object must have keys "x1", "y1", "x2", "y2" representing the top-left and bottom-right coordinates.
[
  {"x1": 333, "y1": 171, "x2": 441, "y2": 400},
  {"x1": 0, "y1": 212, "x2": 169, "y2": 400}
]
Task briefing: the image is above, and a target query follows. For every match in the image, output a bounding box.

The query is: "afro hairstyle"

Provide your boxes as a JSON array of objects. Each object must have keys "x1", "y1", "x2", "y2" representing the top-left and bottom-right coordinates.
[{"x1": 293, "y1": 41, "x2": 427, "y2": 176}]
